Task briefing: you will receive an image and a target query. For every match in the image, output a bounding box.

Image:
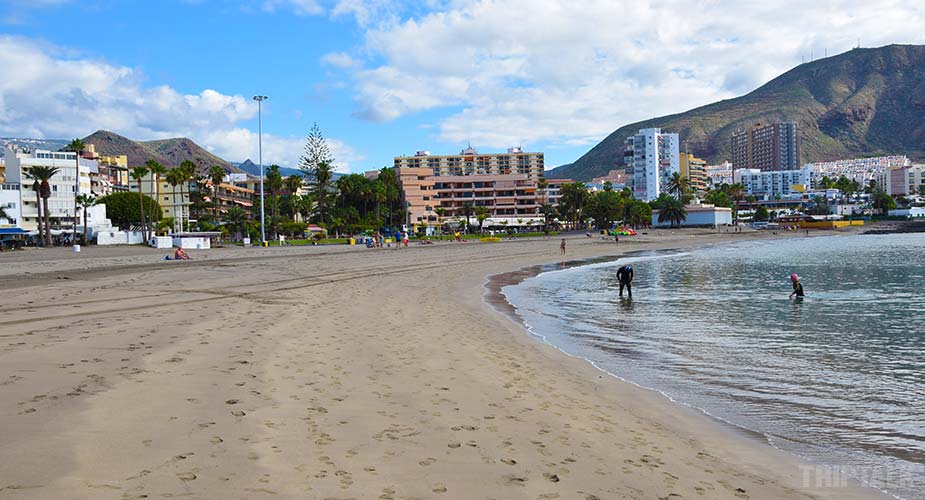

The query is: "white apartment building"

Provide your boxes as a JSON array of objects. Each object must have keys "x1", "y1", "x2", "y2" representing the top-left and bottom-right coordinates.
[
  {"x1": 2, "y1": 146, "x2": 94, "y2": 232},
  {"x1": 624, "y1": 128, "x2": 679, "y2": 201},
  {"x1": 705, "y1": 161, "x2": 733, "y2": 187},
  {"x1": 738, "y1": 166, "x2": 815, "y2": 199},
  {"x1": 394, "y1": 146, "x2": 545, "y2": 179},
  {"x1": 809, "y1": 155, "x2": 909, "y2": 185}
]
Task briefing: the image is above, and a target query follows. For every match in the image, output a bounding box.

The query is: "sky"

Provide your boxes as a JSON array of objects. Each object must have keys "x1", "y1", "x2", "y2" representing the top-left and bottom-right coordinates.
[{"x1": 0, "y1": 0, "x2": 923, "y2": 173}]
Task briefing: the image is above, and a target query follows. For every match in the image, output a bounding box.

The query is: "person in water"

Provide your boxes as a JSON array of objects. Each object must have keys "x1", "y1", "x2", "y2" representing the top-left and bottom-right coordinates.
[
  {"x1": 617, "y1": 265, "x2": 634, "y2": 298},
  {"x1": 789, "y1": 274, "x2": 804, "y2": 299}
]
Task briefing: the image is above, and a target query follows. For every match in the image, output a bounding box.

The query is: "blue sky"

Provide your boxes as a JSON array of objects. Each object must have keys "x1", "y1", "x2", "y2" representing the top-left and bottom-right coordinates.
[{"x1": 1, "y1": 0, "x2": 923, "y2": 172}]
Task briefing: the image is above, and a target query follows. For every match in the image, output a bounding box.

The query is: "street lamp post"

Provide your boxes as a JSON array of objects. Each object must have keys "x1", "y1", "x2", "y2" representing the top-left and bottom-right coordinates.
[{"x1": 253, "y1": 95, "x2": 268, "y2": 246}]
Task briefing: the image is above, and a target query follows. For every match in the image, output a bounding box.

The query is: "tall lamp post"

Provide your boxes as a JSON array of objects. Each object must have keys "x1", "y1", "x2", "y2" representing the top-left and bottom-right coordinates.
[{"x1": 253, "y1": 95, "x2": 268, "y2": 246}]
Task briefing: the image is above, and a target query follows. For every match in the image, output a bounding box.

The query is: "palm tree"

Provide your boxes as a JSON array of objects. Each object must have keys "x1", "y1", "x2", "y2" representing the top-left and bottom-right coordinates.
[
  {"x1": 130, "y1": 166, "x2": 150, "y2": 242},
  {"x1": 311, "y1": 162, "x2": 334, "y2": 225},
  {"x1": 266, "y1": 165, "x2": 283, "y2": 217},
  {"x1": 224, "y1": 207, "x2": 248, "y2": 240},
  {"x1": 657, "y1": 197, "x2": 688, "y2": 228},
  {"x1": 474, "y1": 205, "x2": 490, "y2": 234},
  {"x1": 75, "y1": 193, "x2": 97, "y2": 244},
  {"x1": 145, "y1": 160, "x2": 167, "y2": 218},
  {"x1": 537, "y1": 178, "x2": 548, "y2": 205},
  {"x1": 209, "y1": 165, "x2": 226, "y2": 217},
  {"x1": 462, "y1": 202, "x2": 474, "y2": 234},
  {"x1": 0, "y1": 205, "x2": 7, "y2": 222},
  {"x1": 666, "y1": 172, "x2": 691, "y2": 200},
  {"x1": 65, "y1": 138, "x2": 86, "y2": 245},
  {"x1": 178, "y1": 160, "x2": 198, "y2": 231},
  {"x1": 26, "y1": 166, "x2": 60, "y2": 246},
  {"x1": 728, "y1": 183, "x2": 745, "y2": 222},
  {"x1": 434, "y1": 207, "x2": 446, "y2": 237},
  {"x1": 22, "y1": 168, "x2": 45, "y2": 244}
]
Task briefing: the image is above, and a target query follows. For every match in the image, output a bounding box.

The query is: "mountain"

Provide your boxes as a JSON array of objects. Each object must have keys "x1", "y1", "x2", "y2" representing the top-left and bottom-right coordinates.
[
  {"x1": 82, "y1": 130, "x2": 172, "y2": 167},
  {"x1": 142, "y1": 137, "x2": 239, "y2": 173},
  {"x1": 235, "y1": 159, "x2": 305, "y2": 178},
  {"x1": 550, "y1": 44, "x2": 925, "y2": 181},
  {"x1": 80, "y1": 130, "x2": 241, "y2": 175}
]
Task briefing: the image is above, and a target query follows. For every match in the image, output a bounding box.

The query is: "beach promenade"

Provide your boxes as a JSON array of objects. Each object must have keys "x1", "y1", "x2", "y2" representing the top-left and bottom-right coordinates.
[{"x1": 0, "y1": 231, "x2": 881, "y2": 499}]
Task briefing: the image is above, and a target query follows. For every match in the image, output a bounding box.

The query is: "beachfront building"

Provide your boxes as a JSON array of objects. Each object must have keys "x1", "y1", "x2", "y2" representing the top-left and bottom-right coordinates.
[
  {"x1": 395, "y1": 167, "x2": 436, "y2": 225},
  {"x1": 129, "y1": 172, "x2": 191, "y2": 231},
  {"x1": 624, "y1": 128, "x2": 680, "y2": 201},
  {"x1": 730, "y1": 122, "x2": 800, "y2": 172},
  {"x1": 591, "y1": 169, "x2": 629, "y2": 189},
  {"x1": 2, "y1": 145, "x2": 94, "y2": 233},
  {"x1": 210, "y1": 182, "x2": 255, "y2": 215},
  {"x1": 680, "y1": 153, "x2": 708, "y2": 193},
  {"x1": 394, "y1": 146, "x2": 545, "y2": 179},
  {"x1": 432, "y1": 173, "x2": 541, "y2": 219},
  {"x1": 705, "y1": 161, "x2": 733, "y2": 187},
  {"x1": 738, "y1": 167, "x2": 815, "y2": 199},
  {"x1": 651, "y1": 203, "x2": 733, "y2": 228},
  {"x1": 873, "y1": 165, "x2": 925, "y2": 197}
]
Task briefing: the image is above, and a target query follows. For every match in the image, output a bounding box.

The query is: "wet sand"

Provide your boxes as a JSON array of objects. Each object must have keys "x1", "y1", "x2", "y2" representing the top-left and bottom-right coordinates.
[{"x1": 0, "y1": 229, "x2": 884, "y2": 499}]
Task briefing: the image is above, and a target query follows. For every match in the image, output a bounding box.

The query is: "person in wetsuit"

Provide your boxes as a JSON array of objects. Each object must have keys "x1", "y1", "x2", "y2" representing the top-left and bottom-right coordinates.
[
  {"x1": 617, "y1": 265, "x2": 634, "y2": 298},
  {"x1": 789, "y1": 274, "x2": 804, "y2": 299}
]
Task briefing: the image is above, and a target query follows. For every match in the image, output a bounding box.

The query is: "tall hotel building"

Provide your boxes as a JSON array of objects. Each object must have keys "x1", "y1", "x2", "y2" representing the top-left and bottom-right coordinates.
[
  {"x1": 394, "y1": 146, "x2": 545, "y2": 179},
  {"x1": 623, "y1": 128, "x2": 680, "y2": 201},
  {"x1": 730, "y1": 122, "x2": 800, "y2": 172}
]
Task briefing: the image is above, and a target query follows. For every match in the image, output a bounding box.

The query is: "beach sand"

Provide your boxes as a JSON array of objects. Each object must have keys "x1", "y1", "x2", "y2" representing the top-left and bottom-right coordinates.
[{"x1": 0, "y1": 230, "x2": 884, "y2": 499}]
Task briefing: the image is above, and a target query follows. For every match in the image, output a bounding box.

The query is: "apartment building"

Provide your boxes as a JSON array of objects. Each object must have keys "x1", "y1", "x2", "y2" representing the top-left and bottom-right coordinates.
[
  {"x1": 212, "y1": 183, "x2": 255, "y2": 213},
  {"x1": 705, "y1": 161, "x2": 733, "y2": 187},
  {"x1": 873, "y1": 165, "x2": 925, "y2": 196},
  {"x1": 130, "y1": 171, "x2": 191, "y2": 229},
  {"x1": 2, "y1": 145, "x2": 94, "y2": 232},
  {"x1": 624, "y1": 128, "x2": 679, "y2": 201},
  {"x1": 83, "y1": 143, "x2": 130, "y2": 195},
  {"x1": 738, "y1": 166, "x2": 815, "y2": 199},
  {"x1": 432, "y1": 173, "x2": 540, "y2": 219},
  {"x1": 731, "y1": 122, "x2": 800, "y2": 172},
  {"x1": 396, "y1": 167, "x2": 436, "y2": 225},
  {"x1": 811, "y1": 155, "x2": 910, "y2": 185},
  {"x1": 680, "y1": 153, "x2": 708, "y2": 193},
  {"x1": 394, "y1": 146, "x2": 545, "y2": 179}
]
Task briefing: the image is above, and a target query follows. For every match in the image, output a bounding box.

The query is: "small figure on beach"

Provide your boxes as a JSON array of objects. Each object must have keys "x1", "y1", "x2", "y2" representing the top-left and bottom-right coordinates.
[
  {"x1": 617, "y1": 265, "x2": 634, "y2": 298},
  {"x1": 560, "y1": 238, "x2": 566, "y2": 255},
  {"x1": 789, "y1": 274, "x2": 804, "y2": 299},
  {"x1": 165, "y1": 247, "x2": 191, "y2": 261}
]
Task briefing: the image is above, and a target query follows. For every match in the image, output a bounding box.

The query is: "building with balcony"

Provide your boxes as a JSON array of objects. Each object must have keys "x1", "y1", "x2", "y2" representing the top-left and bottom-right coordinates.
[
  {"x1": 394, "y1": 146, "x2": 545, "y2": 179},
  {"x1": 624, "y1": 128, "x2": 679, "y2": 201},
  {"x1": 83, "y1": 143, "x2": 130, "y2": 195},
  {"x1": 738, "y1": 166, "x2": 816, "y2": 199},
  {"x1": 730, "y1": 122, "x2": 800, "y2": 172},
  {"x1": 680, "y1": 153, "x2": 708, "y2": 193},
  {"x1": 2, "y1": 145, "x2": 94, "y2": 232},
  {"x1": 396, "y1": 167, "x2": 436, "y2": 225},
  {"x1": 874, "y1": 165, "x2": 925, "y2": 197},
  {"x1": 211, "y1": 183, "x2": 255, "y2": 214}
]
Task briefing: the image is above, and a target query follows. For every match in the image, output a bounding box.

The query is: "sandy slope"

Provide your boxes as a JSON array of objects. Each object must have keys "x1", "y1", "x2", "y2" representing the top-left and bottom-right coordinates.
[{"x1": 0, "y1": 231, "x2": 883, "y2": 499}]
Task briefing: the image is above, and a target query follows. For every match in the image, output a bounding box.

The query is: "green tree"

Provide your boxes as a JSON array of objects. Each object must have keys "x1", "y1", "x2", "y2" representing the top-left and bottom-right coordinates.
[
  {"x1": 22, "y1": 167, "x2": 48, "y2": 244},
  {"x1": 474, "y1": 205, "x2": 490, "y2": 234},
  {"x1": 177, "y1": 160, "x2": 198, "y2": 231},
  {"x1": 97, "y1": 192, "x2": 162, "y2": 231},
  {"x1": 559, "y1": 182, "x2": 590, "y2": 229},
  {"x1": 462, "y1": 202, "x2": 474, "y2": 233},
  {"x1": 75, "y1": 193, "x2": 98, "y2": 244},
  {"x1": 26, "y1": 165, "x2": 60, "y2": 246},
  {"x1": 871, "y1": 190, "x2": 896, "y2": 215},
  {"x1": 588, "y1": 189, "x2": 625, "y2": 229},
  {"x1": 626, "y1": 200, "x2": 653, "y2": 228},
  {"x1": 130, "y1": 166, "x2": 150, "y2": 240},
  {"x1": 298, "y1": 123, "x2": 336, "y2": 226},
  {"x1": 754, "y1": 205, "x2": 770, "y2": 222},
  {"x1": 540, "y1": 203, "x2": 557, "y2": 233},
  {"x1": 65, "y1": 138, "x2": 86, "y2": 244},
  {"x1": 224, "y1": 206, "x2": 248, "y2": 240},
  {"x1": 703, "y1": 190, "x2": 733, "y2": 208},
  {"x1": 666, "y1": 172, "x2": 691, "y2": 199},
  {"x1": 657, "y1": 197, "x2": 687, "y2": 228},
  {"x1": 209, "y1": 165, "x2": 226, "y2": 217},
  {"x1": 145, "y1": 160, "x2": 167, "y2": 215}
]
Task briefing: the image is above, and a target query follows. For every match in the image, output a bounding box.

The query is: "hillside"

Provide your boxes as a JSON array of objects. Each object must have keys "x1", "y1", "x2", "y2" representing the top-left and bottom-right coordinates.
[
  {"x1": 550, "y1": 44, "x2": 925, "y2": 181},
  {"x1": 80, "y1": 130, "x2": 241, "y2": 175},
  {"x1": 142, "y1": 137, "x2": 238, "y2": 174},
  {"x1": 235, "y1": 159, "x2": 304, "y2": 178}
]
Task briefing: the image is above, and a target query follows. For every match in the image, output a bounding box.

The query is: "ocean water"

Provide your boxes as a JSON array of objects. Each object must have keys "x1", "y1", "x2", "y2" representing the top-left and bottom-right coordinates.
[{"x1": 502, "y1": 234, "x2": 925, "y2": 499}]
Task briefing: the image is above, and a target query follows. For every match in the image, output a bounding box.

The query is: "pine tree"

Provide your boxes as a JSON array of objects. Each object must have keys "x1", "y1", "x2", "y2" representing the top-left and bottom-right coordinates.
[{"x1": 298, "y1": 123, "x2": 334, "y2": 180}]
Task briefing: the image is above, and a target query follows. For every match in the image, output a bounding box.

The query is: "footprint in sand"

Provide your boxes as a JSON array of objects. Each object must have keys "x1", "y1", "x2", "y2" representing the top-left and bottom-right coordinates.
[
  {"x1": 418, "y1": 458, "x2": 437, "y2": 466},
  {"x1": 504, "y1": 475, "x2": 527, "y2": 486},
  {"x1": 231, "y1": 410, "x2": 246, "y2": 417},
  {"x1": 501, "y1": 458, "x2": 517, "y2": 466},
  {"x1": 432, "y1": 483, "x2": 447, "y2": 494},
  {"x1": 176, "y1": 472, "x2": 197, "y2": 482}
]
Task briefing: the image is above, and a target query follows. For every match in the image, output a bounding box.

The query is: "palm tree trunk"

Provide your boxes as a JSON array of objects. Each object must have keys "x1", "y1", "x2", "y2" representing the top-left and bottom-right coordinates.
[
  {"x1": 137, "y1": 180, "x2": 148, "y2": 243},
  {"x1": 42, "y1": 196, "x2": 53, "y2": 246},
  {"x1": 83, "y1": 206, "x2": 89, "y2": 244},
  {"x1": 34, "y1": 190, "x2": 44, "y2": 245}
]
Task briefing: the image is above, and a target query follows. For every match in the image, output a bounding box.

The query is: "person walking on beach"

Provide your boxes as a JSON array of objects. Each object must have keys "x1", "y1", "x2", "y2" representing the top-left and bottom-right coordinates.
[
  {"x1": 789, "y1": 274, "x2": 804, "y2": 299},
  {"x1": 617, "y1": 265, "x2": 634, "y2": 298},
  {"x1": 560, "y1": 238, "x2": 566, "y2": 255}
]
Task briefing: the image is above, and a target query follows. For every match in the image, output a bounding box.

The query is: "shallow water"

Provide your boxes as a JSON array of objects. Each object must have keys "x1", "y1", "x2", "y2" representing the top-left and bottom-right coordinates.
[{"x1": 503, "y1": 234, "x2": 925, "y2": 499}]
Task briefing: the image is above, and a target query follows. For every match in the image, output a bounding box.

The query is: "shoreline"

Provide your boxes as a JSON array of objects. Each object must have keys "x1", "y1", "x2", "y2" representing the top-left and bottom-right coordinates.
[
  {"x1": 0, "y1": 229, "x2": 887, "y2": 499},
  {"x1": 483, "y1": 241, "x2": 894, "y2": 499}
]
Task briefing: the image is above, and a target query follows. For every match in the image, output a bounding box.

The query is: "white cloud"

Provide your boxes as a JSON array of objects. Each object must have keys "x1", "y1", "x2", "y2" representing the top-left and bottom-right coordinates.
[
  {"x1": 321, "y1": 51, "x2": 361, "y2": 69},
  {"x1": 346, "y1": 0, "x2": 925, "y2": 149},
  {"x1": 261, "y1": 0, "x2": 323, "y2": 15},
  {"x1": 0, "y1": 35, "x2": 362, "y2": 171}
]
